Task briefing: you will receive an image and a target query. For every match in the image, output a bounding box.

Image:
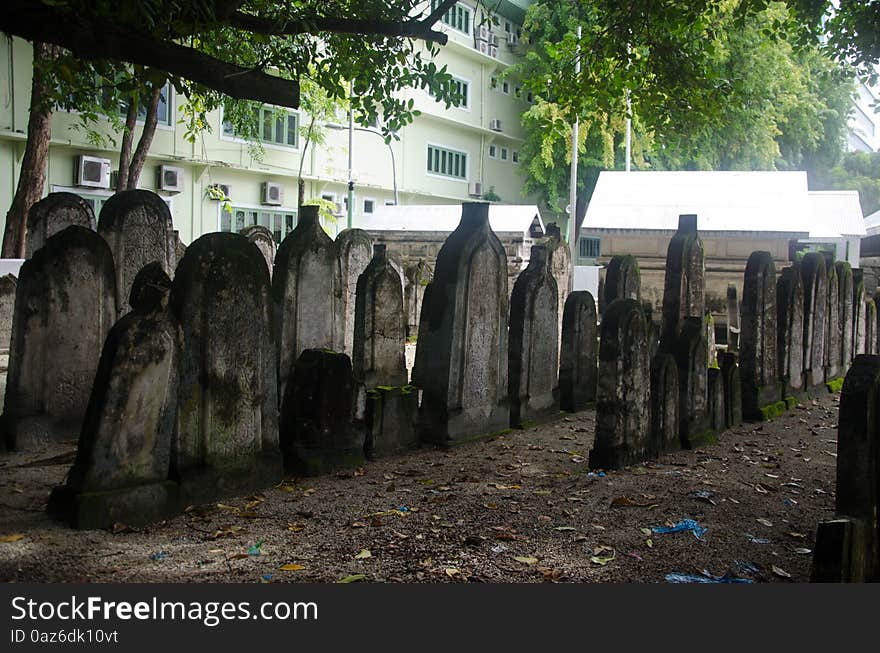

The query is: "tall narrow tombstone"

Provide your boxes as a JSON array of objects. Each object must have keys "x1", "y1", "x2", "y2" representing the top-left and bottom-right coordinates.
[
  {"x1": 353, "y1": 245, "x2": 408, "y2": 389},
  {"x1": 0, "y1": 275, "x2": 16, "y2": 353},
  {"x1": 508, "y1": 245, "x2": 559, "y2": 427},
  {"x1": 854, "y1": 272, "x2": 866, "y2": 356},
  {"x1": 603, "y1": 255, "x2": 641, "y2": 307},
  {"x1": 811, "y1": 355, "x2": 880, "y2": 582},
  {"x1": 404, "y1": 260, "x2": 433, "y2": 339},
  {"x1": 543, "y1": 224, "x2": 571, "y2": 355},
  {"x1": 868, "y1": 300, "x2": 878, "y2": 356},
  {"x1": 707, "y1": 367, "x2": 726, "y2": 431},
  {"x1": 726, "y1": 284, "x2": 740, "y2": 353},
  {"x1": 718, "y1": 352, "x2": 743, "y2": 428},
  {"x1": 98, "y1": 190, "x2": 176, "y2": 316},
  {"x1": 240, "y1": 224, "x2": 277, "y2": 278},
  {"x1": 801, "y1": 253, "x2": 828, "y2": 389},
  {"x1": 335, "y1": 228, "x2": 373, "y2": 357},
  {"x1": 836, "y1": 261, "x2": 855, "y2": 373},
  {"x1": 589, "y1": 299, "x2": 650, "y2": 469},
  {"x1": 415, "y1": 203, "x2": 510, "y2": 445},
  {"x1": 559, "y1": 291, "x2": 598, "y2": 412},
  {"x1": 25, "y1": 192, "x2": 96, "y2": 258},
  {"x1": 660, "y1": 214, "x2": 705, "y2": 349},
  {"x1": 47, "y1": 264, "x2": 179, "y2": 529},
  {"x1": 778, "y1": 265, "x2": 805, "y2": 398},
  {"x1": 676, "y1": 317, "x2": 711, "y2": 446},
  {"x1": 826, "y1": 262, "x2": 841, "y2": 381},
  {"x1": 650, "y1": 353, "x2": 679, "y2": 456},
  {"x1": 273, "y1": 206, "x2": 342, "y2": 402},
  {"x1": 280, "y1": 349, "x2": 363, "y2": 475},
  {"x1": 1, "y1": 226, "x2": 116, "y2": 450},
  {"x1": 740, "y1": 251, "x2": 779, "y2": 420},
  {"x1": 171, "y1": 232, "x2": 281, "y2": 503}
]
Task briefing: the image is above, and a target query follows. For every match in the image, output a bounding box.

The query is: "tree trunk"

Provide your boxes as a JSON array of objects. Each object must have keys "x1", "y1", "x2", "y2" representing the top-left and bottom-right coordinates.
[
  {"x1": 2, "y1": 42, "x2": 54, "y2": 258},
  {"x1": 297, "y1": 116, "x2": 316, "y2": 209},
  {"x1": 126, "y1": 83, "x2": 162, "y2": 189},
  {"x1": 116, "y1": 97, "x2": 138, "y2": 191}
]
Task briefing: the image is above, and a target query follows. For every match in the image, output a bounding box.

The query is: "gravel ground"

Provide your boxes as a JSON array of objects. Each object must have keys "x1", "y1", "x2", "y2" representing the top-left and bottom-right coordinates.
[{"x1": 0, "y1": 393, "x2": 838, "y2": 584}]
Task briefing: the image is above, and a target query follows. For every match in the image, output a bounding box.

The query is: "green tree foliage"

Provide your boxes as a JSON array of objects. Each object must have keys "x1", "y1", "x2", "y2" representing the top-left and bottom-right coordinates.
[{"x1": 813, "y1": 151, "x2": 880, "y2": 216}]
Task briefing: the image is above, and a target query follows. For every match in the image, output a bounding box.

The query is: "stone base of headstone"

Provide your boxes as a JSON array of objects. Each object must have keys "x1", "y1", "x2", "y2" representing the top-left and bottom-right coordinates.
[
  {"x1": 419, "y1": 405, "x2": 510, "y2": 447},
  {"x1": 47, "y1": 480, "x2": 179, "y2": 531},
  {"x1": 511, "y1": 390, "x2": 560, "y2": 429},
  {"x1": 742, "y1": 382, "x2": 783, "y2": 422},
  {"x1": 811, "y1": 517, "x2": 869, "y2": 582},
  {"x1": 178, "y1": 456, "x2": 284, "y2": 507},
  {"x1": 588, "y1": 439, "x2": 647, "y2": 471},
  {"x1": 364, "y1": 386, "x2": 419, "y2": 458},
  {"x1": 708, "y1": 368, "x2": 726, "y2": 431},
  {"x1": 2, "y1": 415, "x2": 80, "y2": 451}
]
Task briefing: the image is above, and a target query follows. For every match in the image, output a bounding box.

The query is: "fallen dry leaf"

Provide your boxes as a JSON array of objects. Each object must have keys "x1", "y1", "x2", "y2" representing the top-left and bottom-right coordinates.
[
  {"x1": 279, "y1": 563, "x2": 306, "y2": 571},
  {"x1": 0, "y1": 533, "x2": 25, "y2": 543}
]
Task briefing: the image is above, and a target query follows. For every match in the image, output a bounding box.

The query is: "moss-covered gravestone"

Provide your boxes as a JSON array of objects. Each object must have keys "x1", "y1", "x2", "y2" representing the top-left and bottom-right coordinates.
[
  {"x1": 603, "y1": 255, "x2": 641, "y2": 307},
  {"x1": 543, "y1": 224, "x2": 571, "y2": 353},
  {"x1": 836, "y1": 261, "x2": 854, "y2": 374},
  {"x1": 273, "y1": 206, "x2": 342, "y2": 401},
  {"x1": 336, "y1": 228, "x2": 373, "y2": 358},
  {"x1": 676, "y1": 317, "x2": 711, "y2": 447},
  {"x1": 240, "y1": 224, "x2": 277, "y2": 278},
  {"x1": 726, "y1": 284, "x2": 740, "y2": 353},
  {"x1": 650, "y1": 353, "x2": 679, "y2": 456},
  {"x1": 777, "y1": 266, "x2": 805, "y2": 398},
  {"x1": 171, "y1": 232, "x2": 281, "y2": 504},
  {"x1": 280, "y1": 349, "x2": 364, "y2": 474},
  {"x1": 98, "y1": 190, "x2": 176, "y2": 316},
  {"x1": 707, "y1": 367, "x2": 725, "y2": 431},
  {"x1": 25, "y1": 192, "x2": 96, "y2": 258},
  {"x1": 48, "y1": 264, "x2": 179, "y2": 529},
  {"x1": 868, "y1": 299, "x2": 878, "y2": 356},
  {"x1": 2, "y1": 226, "x2": 116, "y2": 450},
  {"x1": 404, "y1": 260, "x2": 432, "y2": 340},
  {"x1": 508, "y1": 245, "x2": 559, "y2": 427},
  {"x1": 559, "y1": 291, "x2": 598, "y2": 412},
  {"x1": 660, "y1": 215, "x2": 705, "y2": 349},
  {"x1": 740, "y1": 251, "x2": 779, "y2": 420},
  {"x1": 590, "y1": 299, "x2": 650, "y2": 469},
  {"x1": 415, "y1": 203, "x2": 510, "y2": 445},
  {"x1": 825, "y1": 262, "x2": 841, "y2": 382},
  {"x1": 719, "y1": 352, "x2": 743, "y2": 428},
  {"x1": 811, "y1": 355, "x2": 880, "y2": 582},
  {"x1": 364, "y1": 386, "x2": 418, "y2": 458},
  {"x1": 801, "y1": 253, "x2": 828, "y2": 390},
  {"x1": 853, "y1": 272, "x2": 866, "y2": 356}
]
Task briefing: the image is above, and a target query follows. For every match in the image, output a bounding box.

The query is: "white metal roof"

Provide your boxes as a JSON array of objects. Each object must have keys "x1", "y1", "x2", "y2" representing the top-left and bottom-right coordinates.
[
  {"x1": 583, "y1": 171, "x2": 814, "y2": 234},
  {"x1": 864, "y1": 208, "x2": 880, "y2": 236},
  {"x1": 360, "y1": 204, "x2": 545, "y2": 236},
  {"x1": 806, "y1": 191, "x2": 866, "y2": 238}
]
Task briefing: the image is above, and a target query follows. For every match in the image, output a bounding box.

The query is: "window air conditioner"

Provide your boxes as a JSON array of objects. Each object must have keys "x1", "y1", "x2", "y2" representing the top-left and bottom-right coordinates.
[
  {"x1": 159, "y1": 165, "x2": 184, "y2": 193},
  {"x1": 75, "y1": 155, "x2": 111, "y2": 189},
  {"x1": 468, "y1": 182, "x2": 483, "y2": 197},
  {"x1": 489, "y1": 119, "x2": 502, "y2": 132},
  {"x1": 261, "y1": 181, "x2": 284, "y2": 206}
]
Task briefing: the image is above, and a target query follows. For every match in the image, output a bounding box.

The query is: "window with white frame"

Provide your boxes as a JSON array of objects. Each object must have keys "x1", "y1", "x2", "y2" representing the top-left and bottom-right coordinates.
[
  {"x1": 512, "y1": 150, "x2": 519, "y2": 164},
  {"x1": 490, "y1": 76, "x2": 498, "y2": 90},
  {"x1": 427, "y1": 144, "x2": 468, "y2": 180},
  {"x1": 363, "y1": 198, "x2": 375, "y2": 214},
  {"x1": 514, "y1": 85, "x2": 522, "y2": 99},
  {"x1": 101, "y1": 78, "x2": 173, "y2": 126},
  {"x1": 222, "y1": 105, "x2": 299, "y2": 148},
  {"x1": 220, "y1": 205, "x2": 296, "y2": 243},
  {"x1": 500, "y1": 147, "x2": 508, "y2": 161},
  {"x1": 430, "y1": 76, "x2": 470, "y2": 108},
  {"x1": 433, "y1": 1, "x2": 471, "y2": 34},
  {"x1": 502, "y1": 81, "x2": 510, "y2": 94},
  {"x1": 488, "y1": 144, "x2": 498, "y2": 159}
]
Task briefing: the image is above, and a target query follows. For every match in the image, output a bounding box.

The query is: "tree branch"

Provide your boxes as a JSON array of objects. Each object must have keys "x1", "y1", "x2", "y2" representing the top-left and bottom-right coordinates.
[{"x1": 0, "y1": 3, "x2": 299, "y2": 107}]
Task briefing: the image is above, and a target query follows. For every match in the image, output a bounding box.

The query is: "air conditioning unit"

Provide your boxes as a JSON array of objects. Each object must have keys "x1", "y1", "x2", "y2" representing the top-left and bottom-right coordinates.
[
  {"x1": 468, "y1": 182, "x2": 483, "y2": 197},
  {"x1": 159, "y1": 165, "x2": 184, "y2": 193},
  {"x1": 478, "y1": 41, "x2": 489, "y2": 55},
  {"x1": 488, "y1": 45, "x2": 498, "y2": 58},
  {"x1": 75, "y1": 155, "x2": 111, "y2": 189},
  {"x1": 489, "y1": 118, "x2": 503, "y2": 132},
  {"x1": 261, "y1": 181, "x2": 284, "y2": 206},
  {"x1": 478, "y1": 26, "x2": 490, "y2": 41},
  {"x1": 507, "y1": 32, "x2": 519, "y2": 46}
]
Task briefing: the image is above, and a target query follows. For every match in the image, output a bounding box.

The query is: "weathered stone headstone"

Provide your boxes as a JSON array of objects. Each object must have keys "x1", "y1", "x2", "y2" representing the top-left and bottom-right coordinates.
[
  {"x1": 170, "y1": 232, "x2": 281, "y2": 502},
  {"x1": 415, "y1": 203, "x2": 510, "y2": 445},
  {"x1": 508, "y1": 245, "x2": 559, "y2": 427},
  {"x1": 707, "y1": 367, "x2": 726, "y2": 431},
  {"x1": 718, "y1": 352, "x2": 743, "y2": 428},
  {"x1": 1, "y1": 226, "x2": 116, "y2": 450},
  {"x1": 543, "y1": 224, "x2": 571, "y2": 353},
  {"x1": 660, "y1": 214, "x2": 705, "y2": 349},
  {"x1": 353, "y1": 245, "x2": 407, "y2": 389},
  {"x1": 174, "y1": 232, "x2": 187, "y2": 264},
  {"x1": 98, "y1": 190, "x2": 176, "y2": 316},
  {"x1": 559, "y1": 291, "x2": 598, "y2": 412},
  {"x1": 240, "y1": 224, "x2": 277, "y2": 278},
  {"x1": 706, "y1": 312, "x2": 718, "y2": 368},
  {"x1": 404, "y1": 260, "x2": 432, "y2": 339},
  {"x1": 604, "y1": 255, "x2": 641, "y2": 307},
  {"x1": 650, "y1": 353, "x2": 679, "y2": 455},
  {"x1": 837, "y1": 261, "x2": 855, "y2": 373},
  {"x1": 854, "y1": 272, "x2": 866, "y2": 356},
  {"x1": 826, "y1": 262, "x2": 841, "y2": 381},
  {"x1": 589, "y1": 299, "x2": 650, "y2": 469},
  {"x1": 801, "y1": 253, "x2": 828, "y2": 389},
  {"x1": 740, "y1": 251, "x2": 779, "y2": 420},
  {"x1": 726, "y1": 284, "x2": 740, "y2": 353},
  {"x1": 811, "y1": 355, "x2": 880, "y2": 582},
  {"x1": 47, "y1": 264, "x2": 179, "y2": 529},
  {"x1": 364, "y1": 386, "x2": 418, "y2": 458},
  {"x1": 777, "y1": 265, "x2": 805, "y2": 398},
  {"x1": 280, "y1": 349, "x2": 364, "y2": 475},
  {"x1": 0, "y1": 274, "x2": 15, "y2": 353},
  {"x1": 676, "y1": 316, "x2": 710, "y2": 447},
  {"x1": 335, "y1": 228, "x2": 373, "y2": 357},
  {"x1": 410, "y1": 282, "x2": 433, "y2": 388},
  {"x1": 867, "y1": 299, "x2": 878, "y2": 356},
  {"x1": 25, "y1": 192, "x2": 96, "y2": 258},
  {"x1": 273, "y1": 206, "x2": 342, "y2": 402}
]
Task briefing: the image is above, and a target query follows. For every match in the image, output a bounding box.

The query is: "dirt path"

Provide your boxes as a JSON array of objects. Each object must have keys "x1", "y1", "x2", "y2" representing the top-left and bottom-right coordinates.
[{"x1": 0, "y1": 393, "x2": 839, "y2": 583}]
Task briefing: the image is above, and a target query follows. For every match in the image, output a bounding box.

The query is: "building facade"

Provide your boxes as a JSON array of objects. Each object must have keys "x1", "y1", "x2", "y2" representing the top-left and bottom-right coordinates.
[{"x1": 0, "y1": 1, "x2": 535, "y2": 245}]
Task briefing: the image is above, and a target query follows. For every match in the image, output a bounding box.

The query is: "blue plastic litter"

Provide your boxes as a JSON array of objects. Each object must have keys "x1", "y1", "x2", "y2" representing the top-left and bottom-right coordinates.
[
  {"x1": 783, "y1": 498, "x2": 796, "y2": 507},
  {"x1": 746, "y1": 533, "x2": 771, "y2": 544},
  {"x1": 149, "y1": 551, "x2": 168, "y2": 561},
  {"x1": 734, "y1": 560, "x2": 761, "y2": 575},
  {"x1": 597, "y1": 472, "x2": 606, "y2": 477},
  {"x1": 397, "y1": 506, "x2": 410, "y2": 512},
  {"x1": 666, "y1": 571, "x2": 753, "y2": 584},
  {"x1": 652, "y1": 519, "x2": 708, "y2": 539}
]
